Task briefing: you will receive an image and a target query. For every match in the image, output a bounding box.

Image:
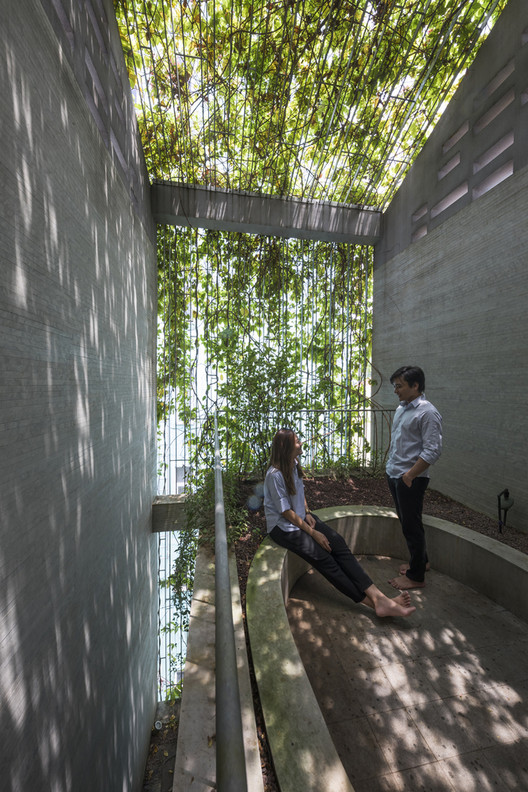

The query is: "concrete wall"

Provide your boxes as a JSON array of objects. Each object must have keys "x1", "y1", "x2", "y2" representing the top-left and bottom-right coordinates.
[
  {"x1": 373, "y1": 0, "x2": 528, "y2": 531},
  {"x1": 0, "y1": 1, "x2": 158, "y2": 790}
]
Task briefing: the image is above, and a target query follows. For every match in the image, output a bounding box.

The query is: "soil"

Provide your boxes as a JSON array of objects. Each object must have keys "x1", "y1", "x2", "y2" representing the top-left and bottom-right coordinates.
[
  {"x1": 142, "y1": 700, "x2": 180, "y2": 792},
  {"x1": 143, "y1": 474, "x2": 527, "y2": 792}
]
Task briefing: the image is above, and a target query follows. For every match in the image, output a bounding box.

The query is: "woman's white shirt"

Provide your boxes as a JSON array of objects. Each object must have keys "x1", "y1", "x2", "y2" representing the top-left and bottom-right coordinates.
[{"x1": 263, "y1": 464, "x2": 305, "y2": 533}]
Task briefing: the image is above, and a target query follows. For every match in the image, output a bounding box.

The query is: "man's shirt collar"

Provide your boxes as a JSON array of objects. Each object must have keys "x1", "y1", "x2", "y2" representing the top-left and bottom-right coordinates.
[{"x1": 400, "y1": 394, "x2": 426, "y2": 408}]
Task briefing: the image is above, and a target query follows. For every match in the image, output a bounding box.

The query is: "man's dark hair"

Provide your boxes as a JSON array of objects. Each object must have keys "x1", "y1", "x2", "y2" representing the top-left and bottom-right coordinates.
[{"x1": 390, "y1": 365, "x2": 425, "y2": 392}]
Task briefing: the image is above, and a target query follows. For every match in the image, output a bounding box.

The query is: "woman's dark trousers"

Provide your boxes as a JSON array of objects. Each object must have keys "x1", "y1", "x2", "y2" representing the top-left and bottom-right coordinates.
[{"x1": 270, "y1": 514, "x2": 372, "y2": 603}]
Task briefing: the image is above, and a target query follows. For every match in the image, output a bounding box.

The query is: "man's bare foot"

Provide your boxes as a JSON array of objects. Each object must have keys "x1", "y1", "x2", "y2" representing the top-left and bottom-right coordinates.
[
  {"x1": 374, "y1": 594, "x2": 416, "y2": 618},
  {"x1": 389, "y1": 575, "x2": 425, "y2": 590},
  {"x1": 399, "y1": 562, "x2": 431, "y2": 575}
]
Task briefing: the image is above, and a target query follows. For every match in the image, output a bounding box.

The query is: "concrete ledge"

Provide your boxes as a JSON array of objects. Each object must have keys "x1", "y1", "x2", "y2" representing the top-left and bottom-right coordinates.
[
  {"x1": 152, "y1": 495, "x2": 187, "y2": 532},
  {"x1": 246, "y1": 505, "x2": 528, "y2": 792}
]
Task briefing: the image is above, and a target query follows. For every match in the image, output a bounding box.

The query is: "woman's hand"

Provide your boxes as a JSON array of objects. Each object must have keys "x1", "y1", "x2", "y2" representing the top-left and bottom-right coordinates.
[
  {"x1": 311, "y1": 529, "x2": 331, "y2": 553},
  {"x1": 281, "y1": 508, "x2": 331, "y2": 551}
]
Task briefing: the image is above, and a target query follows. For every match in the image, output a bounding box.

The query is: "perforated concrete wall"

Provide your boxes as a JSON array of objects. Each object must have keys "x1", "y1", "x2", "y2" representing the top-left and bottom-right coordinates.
[
  {"x1": 373, "y1": 0, "x2": 528, "y2": 532},
  {"x1": 0, "y1": 1, "x2": 157, "y2": 790}
]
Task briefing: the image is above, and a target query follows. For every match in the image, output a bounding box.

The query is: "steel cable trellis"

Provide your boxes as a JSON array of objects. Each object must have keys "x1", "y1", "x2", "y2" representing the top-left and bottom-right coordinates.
[
  {"x1": 246, "y1": 0, "x2": 298, "y2": 192},
  {"x1": 275, "y1": 0, "x2": 357, "y2": 198},
  {"x1": 372, "y1": 0, "x2": 507, "y2": 207},
  {"x1": 316, "y1": 0, "x2": 433, "y2": 204},
  {"x1": 264, "y1": 5, "x2": 325, "y2": 194},
  {"x1": 264, "y1": 0, "x2": 354, "y2": 196},
  {"x1": 117, "y1": 0, "x2": 507, "y2": 206},
  {"x1": 318, "y1": 0, "x2": 439, "y2": 205},
  {"x1": 241, "y1": 2, "x2": 276, "y2": 190},
  {"x1": 319, "y1": 0, "x2": 506, "y2": 205},
  {"x1": 291, "y1": 0, "x2": 371, "y2": 199},
  {"x1": 156, "y1": 230, "x2": 374, "y2": 476},
  {"x1": 302, "y1": 0, "x2": 390, "y2": 202},
  {"x1": 235, "y1": 0, "x2": 258, "y2": 190},
  {"x1": 272, "y1": 4, "x2": 336, "y2": 196},
  {"x1": 165, "y1": 0, "x2": 194, "y2": 181},
  {"x1": 143, "y1": 0, "x2": 176, "y2": 176},
  {"x1": 222, "y1": 0, "x2": 236, "y2": 189},
  {"x1": 123, "y1": 0, "x2": 168, "y2": 174},
  {"x1": 329, "y1": 0, "x2": 438, "y2": 203}
]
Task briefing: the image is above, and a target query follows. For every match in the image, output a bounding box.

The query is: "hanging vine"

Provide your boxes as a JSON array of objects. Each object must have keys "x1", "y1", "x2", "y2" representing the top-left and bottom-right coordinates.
[{"x1": 157, "y1": 226, "x2": 373, "y2": 485}]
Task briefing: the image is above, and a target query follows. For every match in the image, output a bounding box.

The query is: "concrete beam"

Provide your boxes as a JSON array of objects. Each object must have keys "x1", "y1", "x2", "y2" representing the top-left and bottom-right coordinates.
[
  {"x1": 151, "y1": 181, "x2": 382, "y2": 244},
  {"x1": 152, "y1": 495, "x2": 186, "y2": 532}
]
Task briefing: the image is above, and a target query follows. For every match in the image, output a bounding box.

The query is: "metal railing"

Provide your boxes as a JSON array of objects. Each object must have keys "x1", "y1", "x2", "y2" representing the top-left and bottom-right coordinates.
[{"x1": 214, "y1": 414, "x2": 248, "y2": 792}]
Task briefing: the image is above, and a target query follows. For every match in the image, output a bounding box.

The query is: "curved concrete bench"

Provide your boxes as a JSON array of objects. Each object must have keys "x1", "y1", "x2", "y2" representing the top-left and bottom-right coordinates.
[{"x1": 246, "y1": 505, "x2": 528, "y2": 792}]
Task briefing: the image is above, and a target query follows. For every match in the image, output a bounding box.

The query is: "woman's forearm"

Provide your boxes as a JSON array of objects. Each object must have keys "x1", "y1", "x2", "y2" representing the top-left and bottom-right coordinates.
[{"x1": 282, "y1": 508, "x2": 313, "y2": 534}]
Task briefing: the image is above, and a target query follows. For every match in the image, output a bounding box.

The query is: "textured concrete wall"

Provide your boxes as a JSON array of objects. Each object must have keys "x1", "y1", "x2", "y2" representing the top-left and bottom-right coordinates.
[
  {"x1": 373, "y1": 0, "x2": 528, "y2": 532},
  {"x1": 0, "y1": 1, "x2": 158, "y2": 791}
]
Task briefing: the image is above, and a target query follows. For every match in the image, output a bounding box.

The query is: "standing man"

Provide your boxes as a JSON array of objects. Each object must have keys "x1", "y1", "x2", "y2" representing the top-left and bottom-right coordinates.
[{"x1": 386, "y1": 366, "x2": 442, "y2": 590}]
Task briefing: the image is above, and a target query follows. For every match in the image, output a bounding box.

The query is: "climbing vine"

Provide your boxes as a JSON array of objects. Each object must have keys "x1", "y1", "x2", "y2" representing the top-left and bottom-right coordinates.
[
  {"x1": 157, "y1": 226, "x2": 373, "y2": 482},
  {"x1": 114, "y1": 0, "x2": 506, "y2": 207}
]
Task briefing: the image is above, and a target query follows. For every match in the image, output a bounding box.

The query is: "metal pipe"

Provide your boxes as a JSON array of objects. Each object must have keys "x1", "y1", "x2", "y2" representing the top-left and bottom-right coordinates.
[{"x1": 214, "y1": 414, "x2": 248, "y2": 792}]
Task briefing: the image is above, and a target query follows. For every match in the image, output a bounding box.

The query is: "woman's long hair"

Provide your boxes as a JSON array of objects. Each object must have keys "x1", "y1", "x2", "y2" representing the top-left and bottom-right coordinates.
[{"x1": 269, "y1": 428, "x2": 304, "y2": 495}]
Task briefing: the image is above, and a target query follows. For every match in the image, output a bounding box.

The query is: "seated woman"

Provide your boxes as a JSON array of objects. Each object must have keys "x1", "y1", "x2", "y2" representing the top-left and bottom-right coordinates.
[{"x1": 264, "y1": 428, "x2": 416, "y2": 619}]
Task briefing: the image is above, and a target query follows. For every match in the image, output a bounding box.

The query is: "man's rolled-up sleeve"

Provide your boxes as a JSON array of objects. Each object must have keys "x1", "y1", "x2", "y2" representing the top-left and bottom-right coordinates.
[{"x1": 420, "y1": 410, "x2": 442, "y2": 465}]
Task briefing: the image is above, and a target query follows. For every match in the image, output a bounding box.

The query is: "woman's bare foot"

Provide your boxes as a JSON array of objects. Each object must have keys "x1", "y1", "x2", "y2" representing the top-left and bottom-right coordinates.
[
  {"x1": 374, "y1": 594, "x2": 416, "y2": 618},
  {"x1": 394, "y1": 591, "x2": 412, "y2": 607},
  {"x1": 362, "y1": 588, "x2": 415, "y2": 618}
]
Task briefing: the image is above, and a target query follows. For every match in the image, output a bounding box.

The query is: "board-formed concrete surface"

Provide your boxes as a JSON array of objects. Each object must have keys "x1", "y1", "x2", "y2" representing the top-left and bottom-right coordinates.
[
  {"x1": 372, "y1": 0, "x2": 528, "y2": 532},
  {"x1": 1, "y1": 1, "x2": 157, "y2": 789}
]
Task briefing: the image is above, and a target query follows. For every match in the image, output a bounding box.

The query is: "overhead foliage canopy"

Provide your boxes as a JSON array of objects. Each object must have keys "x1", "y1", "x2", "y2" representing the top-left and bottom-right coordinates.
[{"x1": 115, "y1": 0, "x2": 506, "y2": 208}]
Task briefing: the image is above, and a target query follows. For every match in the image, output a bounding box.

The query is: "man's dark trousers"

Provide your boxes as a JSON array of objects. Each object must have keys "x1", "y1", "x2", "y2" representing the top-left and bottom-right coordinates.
[{"x1": 387, "y1": 475, "x2": 429, "y2": 582}]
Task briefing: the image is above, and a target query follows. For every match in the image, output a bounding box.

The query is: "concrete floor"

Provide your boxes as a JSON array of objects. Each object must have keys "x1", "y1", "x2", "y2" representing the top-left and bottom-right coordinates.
[{"x1": 287, "y1": 556, "x2": 528, "y2": 792}]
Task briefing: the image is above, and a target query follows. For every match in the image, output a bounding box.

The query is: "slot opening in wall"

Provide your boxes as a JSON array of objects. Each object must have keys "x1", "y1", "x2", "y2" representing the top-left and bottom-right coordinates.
[
  {"x1": 473, "y1": 131, "x2": 514, "y2": 174},
  {"x1": 50, "y1": 0, "x2": 74, "y2": 47},
  {"x1": 438, "y1": 153, "x2": 461, "y2": 181},
  {"x1": 430, "y1": 182, "x2": 468, "y2": 219},
  {"x1": 442, "y1": 121, "x2": 469, "y2": 154},
  {"x1": 472, "y1": 161, "x2": 513, "y2": 199},
  {"x1": 111, "y1": 130, "x2": 128, "y2": 174},
  {"x1": 411, "y1": 225, "x2": 428, "y2": 242},
  {"x1": 474, "y1": 88, "x2": 515, "y2": 134},
  {"x1": 477, "y1": 61, "x2": 515, "y2": 104},
  {"x1": 412, "y1": 205, "x2": 428, "y2": 223}
]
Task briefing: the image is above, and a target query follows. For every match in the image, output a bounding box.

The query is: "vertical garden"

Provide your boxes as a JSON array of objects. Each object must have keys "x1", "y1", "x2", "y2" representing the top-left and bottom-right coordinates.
[{"x1": 157, "y1": 226, "x2": 374, "y2": 489}]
